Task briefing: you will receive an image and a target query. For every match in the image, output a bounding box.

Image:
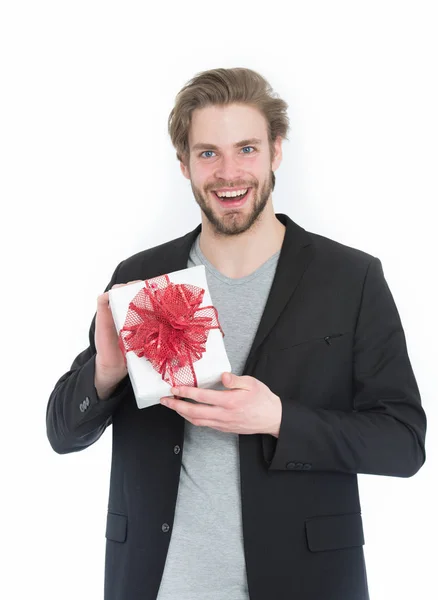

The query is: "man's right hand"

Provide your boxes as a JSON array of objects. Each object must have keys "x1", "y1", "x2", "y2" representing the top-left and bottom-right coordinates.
[{"x1": 94, "y1": 280, "x2": 143, "y2": 400}]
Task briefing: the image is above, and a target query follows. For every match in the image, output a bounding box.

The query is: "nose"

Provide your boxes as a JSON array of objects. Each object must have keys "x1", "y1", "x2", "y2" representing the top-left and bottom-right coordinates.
[{"x1": 213, "y1": 153, "x2": 244, "y2": 183}]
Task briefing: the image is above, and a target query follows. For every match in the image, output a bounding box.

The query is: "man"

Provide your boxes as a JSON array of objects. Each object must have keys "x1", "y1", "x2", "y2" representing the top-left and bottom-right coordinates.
[{"x1": 46, "y1": 68, "x2": 427, "y2": 600}]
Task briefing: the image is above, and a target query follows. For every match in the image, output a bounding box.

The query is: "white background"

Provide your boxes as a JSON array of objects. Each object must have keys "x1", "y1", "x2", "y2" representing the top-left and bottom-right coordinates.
[{"x1": 1, "y1": 1, "x2": 436, "y2": 598}]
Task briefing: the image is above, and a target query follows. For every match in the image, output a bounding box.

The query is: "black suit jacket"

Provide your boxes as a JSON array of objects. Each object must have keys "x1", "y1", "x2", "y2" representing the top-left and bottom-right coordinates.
[{"x1": 46, "y1": 214, "x2": 426, "y2": 600}]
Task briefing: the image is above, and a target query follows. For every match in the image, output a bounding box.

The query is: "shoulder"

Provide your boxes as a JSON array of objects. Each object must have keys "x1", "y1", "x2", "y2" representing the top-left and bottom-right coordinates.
[
  {"x1": 124, "y1": 234, "x2": 185, "y2": 267},
  {"x1": 307, "y1": 229, "x2": 377, "y2": 268},
  {"x1": 107, "y1": 229, "x2": 193, "y2": 285},
  {"x1": 281, "y1": 214, "x2": 378, "y2": 271},
  {"x1": 302, "y1": 229, "x2": 382, "y2": 287}
]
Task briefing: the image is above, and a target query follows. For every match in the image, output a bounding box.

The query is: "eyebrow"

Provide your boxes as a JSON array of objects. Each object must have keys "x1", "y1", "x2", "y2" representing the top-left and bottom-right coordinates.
[{"x1": 191, "y1": 138, "x2": 263, "y2": 151}]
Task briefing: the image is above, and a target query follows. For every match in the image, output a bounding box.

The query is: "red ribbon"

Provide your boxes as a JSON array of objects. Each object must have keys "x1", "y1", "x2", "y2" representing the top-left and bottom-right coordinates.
[{"x1": 118, "y1": 275, "x2": 224, "y2": 388}]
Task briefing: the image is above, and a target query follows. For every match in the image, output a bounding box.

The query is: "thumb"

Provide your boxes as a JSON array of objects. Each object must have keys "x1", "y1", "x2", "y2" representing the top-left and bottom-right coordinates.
[
  {"x1": 222, "y1": 371, "x2": 237, "y2": 388},
  {"x1": 222, "y1": 371, "x2": 241, "y2": 388}
]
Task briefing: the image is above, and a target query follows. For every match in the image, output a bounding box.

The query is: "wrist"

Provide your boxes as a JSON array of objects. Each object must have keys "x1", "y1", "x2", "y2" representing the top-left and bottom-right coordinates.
[
  {"x1": 268, "y1": 394, "x2": 282, "y2": 438},
  {"x1": 94, "y1": 359, "x2": 127, "y2": 400}
]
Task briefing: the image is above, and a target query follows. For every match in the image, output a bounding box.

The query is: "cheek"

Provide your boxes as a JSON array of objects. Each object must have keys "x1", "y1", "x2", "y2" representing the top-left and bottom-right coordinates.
[
  {"x1": 190, "y1": 162, "x2": 212, "y2": 185},
  {"x1": 246, "y1": 157, "x2": 267, "y2": 180}
]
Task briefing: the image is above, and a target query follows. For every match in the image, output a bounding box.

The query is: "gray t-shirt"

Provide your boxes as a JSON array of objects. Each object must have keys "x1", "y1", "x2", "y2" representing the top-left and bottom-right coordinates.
[{"x1": 156, "y1": 233, "x2": 280, "y2": 600}]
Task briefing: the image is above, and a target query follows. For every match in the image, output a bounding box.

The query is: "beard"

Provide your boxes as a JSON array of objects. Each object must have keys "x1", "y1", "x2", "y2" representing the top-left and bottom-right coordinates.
[{"x1": 190, "y1": 173, "x2": 273, "y2": 236}]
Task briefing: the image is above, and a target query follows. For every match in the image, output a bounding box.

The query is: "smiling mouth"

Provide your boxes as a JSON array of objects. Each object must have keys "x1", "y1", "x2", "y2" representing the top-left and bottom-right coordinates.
[{"x1": 211, "y1": 188, "x2": 251, "y2": 201}]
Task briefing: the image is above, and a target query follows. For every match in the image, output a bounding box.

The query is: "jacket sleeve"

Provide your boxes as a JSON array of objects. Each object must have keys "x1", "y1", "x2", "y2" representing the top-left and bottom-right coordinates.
[
  {"x1": 46, "y1": 260, "x2": 133, "y2": 454},
  {"x1": 262, "y1": 257, "x2": 427, "y2": 476}
]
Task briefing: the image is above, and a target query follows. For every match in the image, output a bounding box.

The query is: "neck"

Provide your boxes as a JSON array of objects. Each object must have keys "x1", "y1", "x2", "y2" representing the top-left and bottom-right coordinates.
[{"x1": 198, "y1": 201, "x2": 286, "y2": 279}]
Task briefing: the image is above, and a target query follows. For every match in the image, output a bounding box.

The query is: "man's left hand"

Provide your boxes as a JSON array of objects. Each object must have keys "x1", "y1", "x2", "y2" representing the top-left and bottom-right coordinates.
[{"x1": 160, "y1": 372, "x2": 282, "y2": 438}]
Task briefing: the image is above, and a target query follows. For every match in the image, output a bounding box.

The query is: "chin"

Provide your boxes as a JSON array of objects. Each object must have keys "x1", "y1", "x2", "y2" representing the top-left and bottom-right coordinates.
[{"x1": 208, "y1": 205, "x2": 265, "y2": 236}]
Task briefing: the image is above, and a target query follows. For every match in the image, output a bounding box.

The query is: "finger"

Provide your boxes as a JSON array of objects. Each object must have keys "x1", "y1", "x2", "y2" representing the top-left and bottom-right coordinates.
[
  {"x1": 161, "y1": 396, "x2": 227, "y2": 421},
  {"x1": 221, "y1": 372, "x2": 253, "y2": 391},
  {"x1": 111, "y1": 280, "x2": 143, "y2": 290},
  {"x1": 98, "y1": 281, "x2": 144, "y2": 309},
  {"x1": 97, "y1": 291, "x2": 111, "y2": 308},
  {"x1": 171, "y1": 385, "x2": 233, "y2": 407}
]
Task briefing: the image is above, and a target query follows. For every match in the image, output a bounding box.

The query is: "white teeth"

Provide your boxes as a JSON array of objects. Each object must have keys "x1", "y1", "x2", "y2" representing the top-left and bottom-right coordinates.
[{"x1": 216, "y1": 188, "x2": 248, "y2": 198}]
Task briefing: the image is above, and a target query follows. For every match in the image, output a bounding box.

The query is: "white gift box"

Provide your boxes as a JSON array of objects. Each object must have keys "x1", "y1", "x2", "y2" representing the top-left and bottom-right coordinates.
[{"x1": 108, "y1": 264, "x2": 231, "y2": 409}]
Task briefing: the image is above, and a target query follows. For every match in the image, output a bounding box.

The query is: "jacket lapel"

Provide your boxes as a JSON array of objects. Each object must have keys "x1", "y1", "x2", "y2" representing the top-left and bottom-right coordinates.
[
  {"x1": 242, "y1": 214, "x2": 314, "y2": 372},
  {"x1": 156, "y1": 213, "x2": 314, "y2": 372}
]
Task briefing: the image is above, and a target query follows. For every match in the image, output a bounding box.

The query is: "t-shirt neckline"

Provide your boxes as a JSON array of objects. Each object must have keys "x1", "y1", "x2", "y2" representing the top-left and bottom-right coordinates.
[{"x1": 192, "y1": 234, "x2": 281, "y2": 286}]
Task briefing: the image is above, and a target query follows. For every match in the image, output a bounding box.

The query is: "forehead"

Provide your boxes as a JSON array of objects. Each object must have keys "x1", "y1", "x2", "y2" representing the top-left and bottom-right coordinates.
[{"x1": 188, "y1": 103, "x2": 269, "y2": 148}]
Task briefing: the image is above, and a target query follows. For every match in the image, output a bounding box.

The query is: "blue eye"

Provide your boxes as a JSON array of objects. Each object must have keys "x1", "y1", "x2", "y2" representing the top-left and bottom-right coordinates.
[{"x1": 200, "y1": 146, "x2": 255, "y2": 158}]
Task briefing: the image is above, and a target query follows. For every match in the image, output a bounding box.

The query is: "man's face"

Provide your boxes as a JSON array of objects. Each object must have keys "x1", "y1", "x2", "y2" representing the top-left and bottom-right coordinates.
[{"x1": 180, "y1": 103, "x2": 282, "y2": 236}]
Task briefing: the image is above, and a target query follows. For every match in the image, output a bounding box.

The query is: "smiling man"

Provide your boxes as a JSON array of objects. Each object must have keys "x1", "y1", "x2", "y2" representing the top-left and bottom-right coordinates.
[
  {"x1": 46, "y1": 67, "x2": 426, "y2": 600},
  {"x1": 184, "y1": 102, "x2": 282, "y2": 241}
]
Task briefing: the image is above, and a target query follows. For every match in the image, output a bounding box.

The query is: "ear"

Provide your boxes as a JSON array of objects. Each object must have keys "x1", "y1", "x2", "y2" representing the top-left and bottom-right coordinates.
[
  {"x1": 180, "y1": 159, "x2": 190, "y2": 180},
  {"x1": 271, "y1": 135, "x2": 283, "y2": 172}
]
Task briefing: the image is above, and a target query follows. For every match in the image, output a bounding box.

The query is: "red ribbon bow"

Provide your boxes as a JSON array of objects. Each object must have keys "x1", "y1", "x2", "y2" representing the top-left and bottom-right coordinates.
[{"x1": 118, "y1": 274, "x2": 224, "y2": 388}]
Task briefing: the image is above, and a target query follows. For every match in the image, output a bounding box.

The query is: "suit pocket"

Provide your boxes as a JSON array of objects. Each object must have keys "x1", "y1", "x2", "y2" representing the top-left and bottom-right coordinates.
[
  {"x1": 274, "y1": 331, "x2": 349, "y2": 352},
  {"x1": 263, "y1": 331, "x2": 353, "y2": 408},
  {"x1": 105, "y1": 512, "x2": 128, "y2": 543},
  {"x1": 305, "y1": 512, "x2": 364, "y2": 552}
]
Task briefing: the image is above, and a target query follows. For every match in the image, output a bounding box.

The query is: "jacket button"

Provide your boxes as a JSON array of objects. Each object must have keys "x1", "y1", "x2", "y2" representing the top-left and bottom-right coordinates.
[
  {"x1": 303, "y1": 463, "x2": 312, "y2": 470},
  {"x1": 162, "y1": 523, "x2": 170, "y2": 533},
  {"x1": 173, "y1": 445, "x2": 181, "y2": 454},
  {"x1": 286, "y1": 462, "x2": 296, "y2": 470},
  {"x1": 296, "y1": 462, "x2": 303, "y2": 469}
]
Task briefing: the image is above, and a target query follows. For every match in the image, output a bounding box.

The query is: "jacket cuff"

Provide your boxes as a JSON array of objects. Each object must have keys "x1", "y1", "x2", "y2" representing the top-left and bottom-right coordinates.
[
  {"x1": 70, "y1": 354, "x2": 131, "y2": 429},
  {"x1": 261, "y1": 400, "x2": 314, "y2": 472}
]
